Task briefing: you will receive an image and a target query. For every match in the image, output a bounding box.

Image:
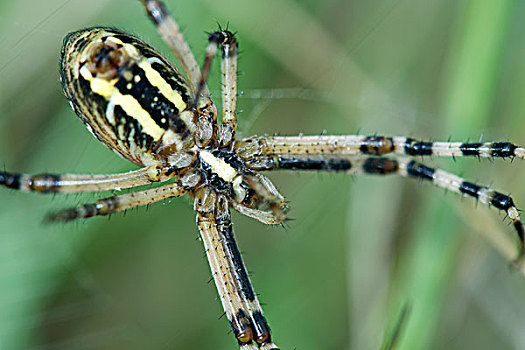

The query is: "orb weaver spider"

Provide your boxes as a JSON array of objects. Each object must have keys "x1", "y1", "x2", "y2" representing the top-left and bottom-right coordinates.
[{"x1": 1, "y1": 1, "x2": 524, "y2": 349}]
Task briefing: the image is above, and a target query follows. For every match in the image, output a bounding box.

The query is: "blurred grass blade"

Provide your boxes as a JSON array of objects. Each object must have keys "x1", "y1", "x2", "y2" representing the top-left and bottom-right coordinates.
[{"x1": 381, "y1": 302, "x2": 411, "y2": 350}]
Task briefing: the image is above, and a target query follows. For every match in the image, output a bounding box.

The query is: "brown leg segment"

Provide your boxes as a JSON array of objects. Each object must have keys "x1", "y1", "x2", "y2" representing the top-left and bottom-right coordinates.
[{"x1": 0, "y1": 166, "x2": 173, "y2": 193}]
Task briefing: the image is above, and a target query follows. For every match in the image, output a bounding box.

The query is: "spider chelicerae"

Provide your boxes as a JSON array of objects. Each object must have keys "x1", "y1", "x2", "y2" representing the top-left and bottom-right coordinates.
[{"x1": 1, "y1": 0, "x2": 525, "y2": 349}]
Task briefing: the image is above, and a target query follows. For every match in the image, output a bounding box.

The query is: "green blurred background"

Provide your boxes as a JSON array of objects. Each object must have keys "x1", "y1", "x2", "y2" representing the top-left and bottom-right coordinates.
[{"x1": 1, "y1": 0, "x2": 525, "y2": 349}]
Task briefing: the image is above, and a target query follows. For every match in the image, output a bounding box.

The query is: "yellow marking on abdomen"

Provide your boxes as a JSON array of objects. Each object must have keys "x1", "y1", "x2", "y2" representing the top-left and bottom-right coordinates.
[
  {"x1": 140, "y1": 58, "x2": 187, "y2": 112},
  {"x1": 80, "y1": 65, "x2": 165, "y2": 141}
]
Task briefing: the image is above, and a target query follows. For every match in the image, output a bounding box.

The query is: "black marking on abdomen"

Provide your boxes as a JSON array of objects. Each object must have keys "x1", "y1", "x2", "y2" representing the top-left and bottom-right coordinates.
[
  {"x1": 406, "y1": 161, "x2": 435, "y2": 181},
  {"x1": 150, "y1": 61, "x2": 191, "y2": 104},
  {"x1": 404, "y1": 138, "x2": 433, "y2": 156},
  {"x1": 108, "y1": 32, "x2": 191, "y2": 104},
  {"x1": 114, "y1": 63, "x2": 174, "y2": 130},
  {"x1": 113, "y1": 105, "x2": 154, "y2": 150},
  {"x1": 64, "y1": 31, "x2": 90, "y2": 56},
  {"x1": 75, "y1": 74, "x2": 110, "y2": 131}
]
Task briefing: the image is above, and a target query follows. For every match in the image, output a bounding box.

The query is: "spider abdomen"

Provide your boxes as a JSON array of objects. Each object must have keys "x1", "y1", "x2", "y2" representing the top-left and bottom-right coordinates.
[{"x1": 60, "y1": 27, "x2": 194, "y2": 166}]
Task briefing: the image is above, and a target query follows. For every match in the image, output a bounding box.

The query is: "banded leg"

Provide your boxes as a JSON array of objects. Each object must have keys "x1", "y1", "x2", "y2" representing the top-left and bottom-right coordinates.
[
  {"x1": 397, "y1": 159, "x2": 524, "y2": 255},
  {"x1": 250, "y1": 154, "x2": 524, "y2": 256},
  {"x1": 195, "y1": 189, "x2": 278, "y2": 349},
  {"x1": 215, "y1": 196, "x2": 277, "y2": 349},
  {"x1": 139, "y1": 0, "x2": 205, "y2": 95},
  {"x1": 0, "y1": 165, "x2": 172, "y2": 193},
  {"x1": 46, "y1": 181, "x2": 186, "y2": 222},
  {"x1": 398, "y1": 159, "x2": 525, "y2": 252},
  {"x1": 236, "y1": 135, "x2": 525, "y2": 160}
]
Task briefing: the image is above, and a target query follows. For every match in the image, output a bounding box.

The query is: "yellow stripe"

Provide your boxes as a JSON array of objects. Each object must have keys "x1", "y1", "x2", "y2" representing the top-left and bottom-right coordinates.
[
  {"x1": 80, "y1": 65, "x2": 165, "y2": 141},
  {"x1": 140, "y1": 58, "x2": 187, "y2": 112}
]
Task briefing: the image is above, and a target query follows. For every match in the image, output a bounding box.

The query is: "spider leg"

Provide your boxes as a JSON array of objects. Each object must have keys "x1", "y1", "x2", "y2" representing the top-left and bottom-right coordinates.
[
  {"x1": 251, "y1": 154, "x2": 524, "y2": 257},
  {"x1": 193, "y1": 30, "x2": 238, "y2": 137},
  {"x1": 396, "y1": 158, "x2": 524, "y2": 256},
  {"x1": 218, "y1": 31, "x2": 239, "y2": 147},
  {"x1": 231, "y1": 173, "x2": 287, "y2": 225},
  {"x1": 237, "y1": 135, "x2": 525, "y2": 160},
  {"x1": 0, "y1": 165, "x2": 174, "y2": 193},
  {"x1": 46, "y1": 180, "x2": 186, "y2": 222},
  {"x1": 231, "y1": 203, "x2": 283, "y2": 226},
  {"x1": 139, "y1": 0, "x2": 204, "y2": 94},
  {"x1": 195, "y1": 189, "x2": 279, "y2": 349}
]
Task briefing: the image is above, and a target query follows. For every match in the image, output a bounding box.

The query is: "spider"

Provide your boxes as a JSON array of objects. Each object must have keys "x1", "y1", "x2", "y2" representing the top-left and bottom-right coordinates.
[{"x1": 1, "y1": 0, "x2": 524, "y2": 349}]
